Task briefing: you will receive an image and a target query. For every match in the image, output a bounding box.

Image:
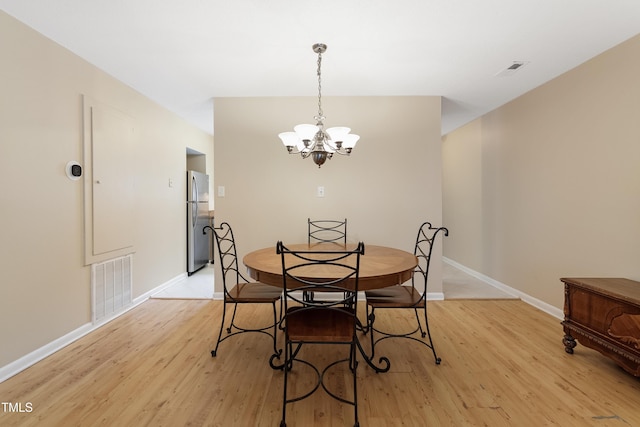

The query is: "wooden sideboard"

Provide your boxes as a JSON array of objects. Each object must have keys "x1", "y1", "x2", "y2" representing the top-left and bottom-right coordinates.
[{"x1": 561, "y1": 277, "x2": 640, "y2": 376}]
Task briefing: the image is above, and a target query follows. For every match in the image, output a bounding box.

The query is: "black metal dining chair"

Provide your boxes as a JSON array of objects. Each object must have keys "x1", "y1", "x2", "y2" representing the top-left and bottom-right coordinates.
[
  {"x1": 204, "y1": 222, "x2": 282, "y2": 358},
  {"x1": 306, "y1": 218, "x2": 348, "y2": 303},
  {"x1": 276, "y1": 240, "x2": 364, "y2": 427},
  {"x1": 364, "y1": 221, "x2": 448, "y2": 365},
  {"x1": 308, "y1": 218, "x2": 347, "y2": 244}
]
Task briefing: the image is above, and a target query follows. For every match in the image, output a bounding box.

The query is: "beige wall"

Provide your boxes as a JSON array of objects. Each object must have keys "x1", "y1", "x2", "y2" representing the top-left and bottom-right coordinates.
[
  {"x1": 213, "y1": 96, "x2": 443, "y2": 294},
  {"x1": 442, "y1": 120, "x2": 483, "y2": 267},
  {"x1": 443, "y1": 34, "x2": 640, "y2": 309},
  {"x1": 0, "y1": 12, "x2": 213, "y2": 367}
]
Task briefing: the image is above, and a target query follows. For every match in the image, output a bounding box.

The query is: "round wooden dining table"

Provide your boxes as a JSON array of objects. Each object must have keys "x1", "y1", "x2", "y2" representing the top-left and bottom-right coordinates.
[
  {"x1": 243, "y1": 243, "x2": 418, "y2": 291},
  {"x1": 244, "y1": 242, "x2": 416, "y2": 373}
]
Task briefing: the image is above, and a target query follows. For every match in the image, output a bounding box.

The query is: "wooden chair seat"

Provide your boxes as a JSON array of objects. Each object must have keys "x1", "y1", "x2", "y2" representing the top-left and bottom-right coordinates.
[
  {"x1": 226, "y1": 282, "x2": 282, "y2": 303},
  {"x1": 286, "y1": 306, "x2": 355, "y2": 342},
  {"x1": 365, "y1": 285, "x2": 422, "y2": 308}
]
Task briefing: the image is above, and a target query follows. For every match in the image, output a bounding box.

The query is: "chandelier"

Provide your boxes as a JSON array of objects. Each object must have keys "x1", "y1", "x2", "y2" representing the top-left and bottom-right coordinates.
[{"x1": 278, "y1": 43, "x2": 360, "y2": 168}]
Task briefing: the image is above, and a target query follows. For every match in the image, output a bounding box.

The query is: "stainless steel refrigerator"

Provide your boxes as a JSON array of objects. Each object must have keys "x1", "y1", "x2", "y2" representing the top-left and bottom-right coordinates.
[{"x1": 187, "y1": 170, "x2": 210, "y2": 275}]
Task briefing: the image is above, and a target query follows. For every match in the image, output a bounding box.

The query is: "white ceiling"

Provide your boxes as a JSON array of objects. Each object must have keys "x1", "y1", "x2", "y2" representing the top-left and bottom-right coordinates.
[{"x1": 2, "y1": 0, "x2": 640, "y2": 135}]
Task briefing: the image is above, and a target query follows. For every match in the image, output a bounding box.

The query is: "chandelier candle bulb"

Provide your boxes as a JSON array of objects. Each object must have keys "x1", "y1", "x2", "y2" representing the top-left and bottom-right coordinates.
[{"x1": 278, "y1": 43, "x2": 360, "y2": 168}]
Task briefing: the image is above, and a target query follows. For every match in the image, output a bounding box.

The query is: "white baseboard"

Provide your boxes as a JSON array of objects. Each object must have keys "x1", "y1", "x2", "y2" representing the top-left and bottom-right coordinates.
[
  {"x1": 427, "y1": 292, "x2": 445, "y2": 301},
  {"x1": 443, "y1": 257, "x2": 563, "y2": 320},
  {"x1": 150, "y1": 272, "x2": 187, "y2": 297},
  {"x1": 0, "y1": 272, "x2": 186, "y2": 384},
  {"x1": 0, "y1": 322, "x2": 92, "y2": 384}
]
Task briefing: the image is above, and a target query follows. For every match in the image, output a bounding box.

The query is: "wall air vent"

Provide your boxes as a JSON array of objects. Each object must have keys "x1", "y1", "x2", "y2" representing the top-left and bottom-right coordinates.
[
  {"x1": 91, "y1": 254, "x2": 133, "y2": 323},
  {"x1": 495, "y1": 61, "x2": 530, "y2": 77}
]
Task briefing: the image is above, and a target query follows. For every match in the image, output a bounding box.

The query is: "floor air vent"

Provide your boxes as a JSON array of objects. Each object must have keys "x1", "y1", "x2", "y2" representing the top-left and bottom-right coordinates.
[{"x1": 91, "y1": 255, "x2": 133, "y2": 323}]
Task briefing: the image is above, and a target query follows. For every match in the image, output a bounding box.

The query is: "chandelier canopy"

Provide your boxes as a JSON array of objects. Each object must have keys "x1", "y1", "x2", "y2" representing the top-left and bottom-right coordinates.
[{"x1": 278, "y1": 43, "x2": 360, "y2": 168}]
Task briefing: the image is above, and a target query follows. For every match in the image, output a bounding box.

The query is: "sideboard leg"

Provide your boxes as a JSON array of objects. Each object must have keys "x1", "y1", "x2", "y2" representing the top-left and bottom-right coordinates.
[{"x1": 563, "y1": 334, "x2": 577, "y2": 354}]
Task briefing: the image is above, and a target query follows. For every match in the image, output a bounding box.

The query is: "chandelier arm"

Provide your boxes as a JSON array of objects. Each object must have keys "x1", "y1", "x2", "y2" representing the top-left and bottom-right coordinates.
[
  {"x1": 286, "y1": 147, "x2": 301, "y2": 154},
  {"x1": 331, "y1": 149, "x2": 351, "y2": 156}
]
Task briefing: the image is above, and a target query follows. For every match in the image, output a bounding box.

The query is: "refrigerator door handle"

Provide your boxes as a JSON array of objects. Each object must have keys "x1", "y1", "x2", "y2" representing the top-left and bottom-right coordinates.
[
  {"x1": 192, "y1": 176, "x2": 199, "y2": 228},
  {"x1": 192, "y1": 175, "x2": 199, "y2": 203}
]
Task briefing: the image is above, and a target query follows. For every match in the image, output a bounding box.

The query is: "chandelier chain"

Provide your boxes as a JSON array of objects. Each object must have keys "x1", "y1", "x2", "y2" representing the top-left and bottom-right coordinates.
[{"x1": 317, "y1": 50, "x2": 323, "y2": 119}]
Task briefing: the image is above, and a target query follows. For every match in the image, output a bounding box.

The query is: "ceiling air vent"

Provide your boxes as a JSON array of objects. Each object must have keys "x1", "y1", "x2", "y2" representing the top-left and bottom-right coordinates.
[{"x1": 495, "y1": 61, "x2": 529, "y2": 77}]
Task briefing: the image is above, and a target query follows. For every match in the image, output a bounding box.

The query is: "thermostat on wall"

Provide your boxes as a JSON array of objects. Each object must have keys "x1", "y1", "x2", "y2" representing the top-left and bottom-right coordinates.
[{"x1": 66, "y1": 161, "x2": 82, "y2": 180}]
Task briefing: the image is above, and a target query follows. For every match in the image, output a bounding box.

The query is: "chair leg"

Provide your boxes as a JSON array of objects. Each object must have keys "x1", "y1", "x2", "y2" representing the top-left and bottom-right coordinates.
[
  {"x1": 280, "y1": 339, "x2": 290, "y2": 427},
  {"x1": 413, "y1": 307, "x2": 426, "y2": 337},
  {"x1": 278, "y1": 297, "x2": 285, "y2": 331},
  {"x1": 227, "y1": 303, "x2": 239, "y2": 333},
  {"x1": 361, "y1": 304, "x2": 370, "y2": 335},
  {"x1": 211, "y1": 301, "x2": 228, "y2": 357},
  {"x1": 349, "y1": 341, "x2": 358, "y2": 372},
  {"x1": 422, "y1": 304, "x2": 441, "y2": 365},
  {"x1": 351, "y1": 342, "x2": 359, "y2": 427},
  {"x1": 271, "y1": 301, "x2": 281, "y2": 358},
  {"x1": 302, "y1": 290, "x2": 314, "y2": 302},
  {"x1": 367, "y1": 307, "x2": 377, "y2": 359}
]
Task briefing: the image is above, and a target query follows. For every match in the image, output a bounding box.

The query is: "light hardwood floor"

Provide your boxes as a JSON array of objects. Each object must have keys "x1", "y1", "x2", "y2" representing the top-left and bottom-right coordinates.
[{"x1": 1, "y1": 298, "x2": 639, "y2": 426}]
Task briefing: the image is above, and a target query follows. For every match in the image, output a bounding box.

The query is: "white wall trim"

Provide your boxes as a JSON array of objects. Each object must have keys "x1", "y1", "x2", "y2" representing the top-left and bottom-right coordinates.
[
  {"x1": 0, "y1": 272, "x2": 186, "y2": 384},
  {"x1": 0, "y1": 322, "x2": 92, "y2": 384},
  {"x1": 443, "y1": 257, "x2": 563, "y2": 320},
  {"x1": 427, "y1": 292, "x2": 445, "y2": 301},
  {"x1": 149, "y1": 272, "x2": 187, "y2": 298}
]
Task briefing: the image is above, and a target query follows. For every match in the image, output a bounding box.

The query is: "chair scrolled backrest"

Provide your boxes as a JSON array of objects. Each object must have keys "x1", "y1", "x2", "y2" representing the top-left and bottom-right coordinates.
[
  {"x1": 308, "y1": 218, "x2": 347, "y2": 244},
  {"x1": 207, "y1": 222, "x2": 245, "y2": 292},
  {"x1": 413, "y1": 221, "x2": 449, "y2": 294},
  {"x1": 277, "y1": 241, "x2": 364, "y2": 309}
]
